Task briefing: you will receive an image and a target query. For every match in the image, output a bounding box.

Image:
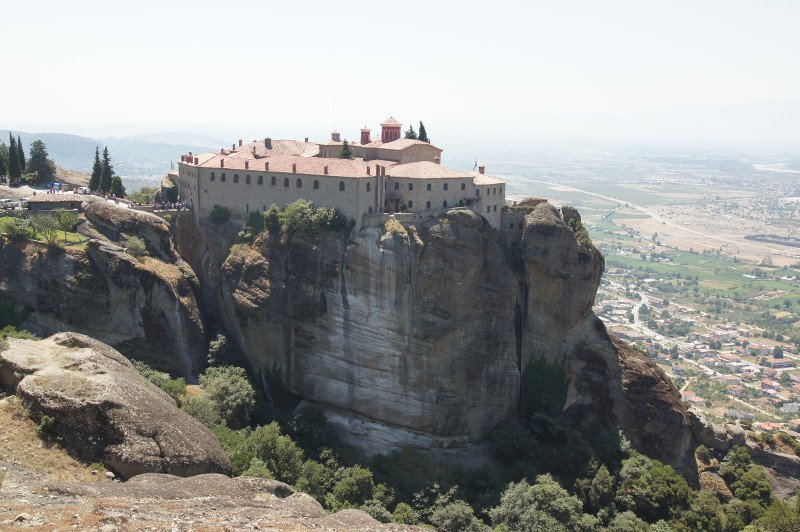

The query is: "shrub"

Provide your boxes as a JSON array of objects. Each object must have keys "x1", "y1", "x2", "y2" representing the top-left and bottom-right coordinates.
[
  {"x1": 209, "y1": 204, "x2": 230, "y2": 225},
  {"x1": 568, "y1": 218, "x2": 593, "y2": 247},
  {"x1": 430, "y1": 500, "x2": 487, "y2": 532},
  {"x1": 238, "y1": 422, "x2": 305, "y2": 483},
  {"x1": 614, "y1": 453, "x2": 692, "y2": 523},
  {"x1": 392, "y1": 502, "x2": 419, "y2": 524},
  {"x1": 206, "y1": 333, "x2": 245, "y2": 367},
  {"x1": 383, "y1": 218, "x2": 407, "y2": 236},
  {"x1": 327, "y1": 465, "x2": 377, "y2": 510},
  {"x1": 360, "y1": 499, "x2": 392, "y2": 523},
  {"x1": 696, "y1": 444, "x2": 711, "y2": 463},
  {"x1": 200, "y1": 365, "x2": 256, "y2": 429},
  {"x1": 131, "y1": 360, "x2": 186, "y2": 405},
  {"x1": 288, "y1": 404, "x2": 340, "y2": 459},
  {"x1": 242, "y1": 457, "x2": 273, "y2": 479},
  {"x1": 125, "y1": 236, "x2": 147, "y2": 258},
  {"x1": 37, "y1": 414, "x2": 56, "y2": 439},
  {"x1": 128, "y1": 186, "x2": 158, "y2": 205},
  {"x1": 182, "y1": 396, "x2": 222, "y2": 428},
  {"x1": 0, "y1": 325, "x2": 38, "y2": 341},
  {"x1": 247, "y1": 210, "x2": 265, "y2": 235},
  {"x1": 30, "y1": 213, "x2": 59, "y2": 243},
  {"x1": 490, "y1": 475, "x2": 592, "y2": 532},
  {"x1": 5, "y1": 217, "x2": 31, "y2": 241}
]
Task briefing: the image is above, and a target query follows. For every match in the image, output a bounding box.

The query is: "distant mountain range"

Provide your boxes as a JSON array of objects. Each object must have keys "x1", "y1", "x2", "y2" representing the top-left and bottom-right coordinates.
[{"x1": 0, "y1": 130, "x2": 226, "y2": 176}]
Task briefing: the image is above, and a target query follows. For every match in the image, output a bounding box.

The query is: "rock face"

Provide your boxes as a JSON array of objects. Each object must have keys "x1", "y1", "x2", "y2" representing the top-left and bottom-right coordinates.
[
  {"x1": 174, "y1": 203, "x2": 695, "y2": 467},
  {"x1": 0, "y1": 332, "x2": 231, "y2": 479},
  {"x1": 0, "y1": 208, "x2": 205, "y2": 375}
]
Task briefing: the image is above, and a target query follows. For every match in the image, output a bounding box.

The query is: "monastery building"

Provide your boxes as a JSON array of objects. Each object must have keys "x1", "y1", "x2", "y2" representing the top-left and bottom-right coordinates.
[{"x1": 175, "y1": 117, "x2": 506, "y2": 228}]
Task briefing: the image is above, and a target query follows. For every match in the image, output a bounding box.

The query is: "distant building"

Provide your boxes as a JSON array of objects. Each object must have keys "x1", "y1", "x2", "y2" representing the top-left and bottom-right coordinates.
[
  {"x1": 727, "y1": 385, "x2": 745, "y2": 397},
  {"x1": 26, "y1": 194, "x2": 83, "y2": 212},
  {"x1": 725, "y1": 409, "x2": 755, "y2": 421},
  {"x1": 782, "y1": 402, "x2": 800, "y2": 414}
]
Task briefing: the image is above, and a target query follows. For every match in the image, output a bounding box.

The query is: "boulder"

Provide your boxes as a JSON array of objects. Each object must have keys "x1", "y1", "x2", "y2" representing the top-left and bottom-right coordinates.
[
  {"x1": 0, "y1": 333, "x2": 231, "y2": 479},
  {"x1": 689, "y1": 408, "x2": 731, "y2": 452},
  {"x1": 560, "y1": 204, "x2": 582, "y2": 225},
  {"x1": 724, "y1": 423, "x2": 746, "y2": 447}
]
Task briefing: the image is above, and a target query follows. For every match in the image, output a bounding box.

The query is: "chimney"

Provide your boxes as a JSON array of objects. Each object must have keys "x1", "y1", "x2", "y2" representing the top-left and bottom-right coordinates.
[
  {"x1": 331, "y1": 131, "x2": 341, "y2": 142},
  {"x1": 434, "y1": 156, "x2": 441, "y2": 165},
  {"x1": 220, "y1": 148, "x2": 225, "y2": 154},
  {"x1": 292, "y1": 163, "x2": 297, "y2": 173},
  {"x1": 324, "y1": 165, "x2": 328, "y2": 175},
  {"x1": 265, "y1": 162, "x2": 269, "y2": 171},
  {"x1": 265, "y1": 138, "x2": 272, "y2": 149},
  {"x1": 194, "y1": 157, "x2": 198, "y2": 164},
  {"x1": 181, "y1": 155, "x2": 185, "y2": 162},
  {"x1": 367, "y1": 166, "x2": 371, "y2": 176},
  {"x1": 238, "y1": 139, "x2": 243, "y2": 147},
  {"x1": 304, "y1": 137, "x2": 308, "y2": 143},
  {"x1": 188, "y1": 151, "x2": 192, "y2": 157},
  {"x1": 245, "y1": 161, "x2": 249, "y2": 170},
  {"x1": 220, "y1": 159, "x2": 225, "y2": 168},
  {"x1": 478, "y1": 165, "x2": 485, "y2": 174},
  {"x1": 232, "y1": 143, "x2": 236, "y2": 151},
  {"x1": 360, "y1": 127, "x2": 371, "y2": 145}
]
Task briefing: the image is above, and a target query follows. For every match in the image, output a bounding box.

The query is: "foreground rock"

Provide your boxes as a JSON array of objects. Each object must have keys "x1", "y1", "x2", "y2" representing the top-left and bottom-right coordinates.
[
  {"x1": 0, "y1": 333, "x2": 231, "y2": 478},
  {"x1": 0, "y1": 471, "x2": 417, "y2": 531}
]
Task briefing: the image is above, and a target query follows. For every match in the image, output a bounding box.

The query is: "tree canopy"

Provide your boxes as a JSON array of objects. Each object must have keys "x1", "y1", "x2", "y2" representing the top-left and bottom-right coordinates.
[
  {"x1": 418, "y1": 121, "x2": 429, "y2": 143},
  {"x1": 26, "y1": 140, "x2": 56, "y2": 183},
  {"x1": 339, "y1": 140, "x2": 352, "y2": 159},
  {"x1": 99, "y1": 146, "x2": 114, "y2": 193},
  {"x1": 89, "y1": 146, "x2": 102, "y2": 191}
]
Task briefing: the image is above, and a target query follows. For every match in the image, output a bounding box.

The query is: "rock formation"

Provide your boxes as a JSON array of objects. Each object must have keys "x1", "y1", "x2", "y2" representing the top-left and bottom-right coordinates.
[
  {"x1": 0, "y1": 332, "x2": 231, "y2": 479},
  {"x1": 175, "y1": 204, "x2": 695, "y2": 468},
  {"x1": 0, "y1": 205, "x2": 205, "y2": 375}
]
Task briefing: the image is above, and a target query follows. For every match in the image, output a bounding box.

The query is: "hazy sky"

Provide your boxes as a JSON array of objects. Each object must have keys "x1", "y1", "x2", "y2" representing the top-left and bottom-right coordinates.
[{"x1": 3, "y1": 0, "x2": 799, "y2": 148}]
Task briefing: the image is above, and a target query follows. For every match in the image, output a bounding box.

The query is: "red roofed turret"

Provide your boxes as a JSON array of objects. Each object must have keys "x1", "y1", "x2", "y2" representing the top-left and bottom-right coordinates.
[{"x1": 381, "y1": 117, "x2": 401, "y2": 143}]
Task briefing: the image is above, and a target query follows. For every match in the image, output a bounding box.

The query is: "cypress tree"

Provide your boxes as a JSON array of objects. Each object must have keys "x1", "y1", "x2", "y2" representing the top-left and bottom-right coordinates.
[
  {"x1": 0, "y1": 141, "x2": 7, "y2": 177},
  {"x1": 89, "y1": 146, "x2": 102, "y2": 191},
  {"x1": 16, "y1": 135, "x2": 25, "y2": 172},
  {"x1": 26, "y1": 140, "x2": 56, "y2": 183},
  {"x1": 110, "y1": 175, "x2": 126, "y2": 197},
  {"x1": 418, "y1": 122, "x2": 429, "y2": 143},
  {"x1": 99, "y1": 146, "x2": 113, "y2": 193},
  {"x1": 7, "y1": 134, "x2": 21, "y2": 180},
  {"x1": 339, "y1": 140, "x2": 352, "y2": 159},
  {"x1": 404, "y1": 125, "x2": 417, "y2": 139}
]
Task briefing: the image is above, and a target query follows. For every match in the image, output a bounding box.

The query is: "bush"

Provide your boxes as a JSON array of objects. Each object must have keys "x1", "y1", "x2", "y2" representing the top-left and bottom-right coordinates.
[
  {"x1": 37, "y1": 414, "x2": 56, "y2": 439},
  {"x1": 131, "y1": 360, "x2": 186, "y2": 404},
  {"x1": 696, "y1": 444, "x2": 711, "y2": 463},
  {"x1": 241, "y1": 457, "x2": 273, "y2": 479},
  {"x1": 327, "y1": 465, "x2": 377, "y2": 510},
  {"x1": 0, "y1": 325, "x2": 38, "y2": 341},
  {"x1": 128, "y1": 186, "x2": 158, "y2": 205},
  {"x1": 200, "y1": 365, "x2": 256, "y2": 429},
  {"x1": 238, "y1": 422, "x2": 305, "y2": 483},
  {"x1": 206, "y1": 333, "x2": 245, "y2": 367},
  {"x1": 383, "y1": 218, "x2": 407, "y2": 236},
  {"x1": 360, "y1": 499, "x2": 392, "y2": 523},
  {"x1": 30, "y1": 213, "x2": 59, "y2": 243},
  {"x1": 125, "y1": 236, "x2": 147, "y2": 258},
  {"x1": 288, "y1": 404, "x2": 340, "y2": 459},
  {"x1": 181, "y1": 396, "x2": 222, "y2": 428},
  {"x1": 210, "y1": 204, "x2": 230, "y2": 225},
  {"x1": 392, "y1": 502, "x2": 419, "y2": 524},
  {"x1": 430, "y1": 500, "x2": 487, "y2": 532},
  {"x1": 5, "y1": 217, "x2": 31, "y2": 241},
  {"x1": 490, "y1": 475, "x2": 592, "y2": 531},
  {"x1": 614, "y1": 453, "x2": 692, "y2": 523}
]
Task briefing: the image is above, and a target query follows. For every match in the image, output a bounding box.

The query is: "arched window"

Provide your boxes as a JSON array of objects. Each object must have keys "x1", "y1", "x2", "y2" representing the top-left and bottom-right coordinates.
[
  {"x1": 339, "y1": 181, "x2": 345, "y2": 191},
  {"x1": 499, "y1": 187, "x2": 503, "y2": 194},
  {"x1": 283, "y1": 178, "x2": 289, "y2": 187},
  {"x1": 366, "y1": 182, "x2": 371, "y2": 191},
  {"x1": 408, "y1": 200, "x2": 413, "y2": 208},
  {"x1": 258, "y1": 175, "x2": 263, "y2": 185},
  {"x1": 246, "y1": 204, "x2": 249, "y2": 213},
  {"x1": 426, "y1": 201, "x2": 431, "y2": 209},
  {"x1": 246, "y1": 175, "x2": 251, "y2": 184},
  {"x1": 443, "y1": 183, "x2": 448, "y2": 191},
  {"x1": 426, "y1": 183, "x2": 431, "y2": 191},
  {"x1": 313, "y1": 180, "x2": 319, "y2": 189},
  {"x1": 443, "y1": 200, "x2": 448, "y2": 208},
  {"x1": 408, "y1": 183, "x2": 413, "y2": 191},
  {"x1": 210, "y1": 172, "x2": 216, "y2": 181},
  {"x1": 487, "y1": 206, "x2": 491, "y2": 213},
  {"x1": 233, "y1": 174, "x2": 239, "y2": 183},
  {"x1": 475, "y1": 189, "x2": 480, "y2": 196},
  {"x1": 271, "y1": 176, "x2": 276, "y2": 185},
  {"x1": 394, "y1": 182, "x2": 399, "y2": 190},
  {"x1": 461, "y1": 182, "x2": 465, "y2": 190},
  {"x1": 368, "y1": 207, "x2": 373, "y2": 214},
  {"x1": 493, "y1": 187, "x2": 497, "y2": 195},
  {"x1": 221, "y1": 173, "x2": 226, "y2": 182},
  {"x1": 296, "y1": 178, "x2": 302, "y2": 188},
  {"x1": 494, "y1": 205, "x2": 497, "y2": 212}
]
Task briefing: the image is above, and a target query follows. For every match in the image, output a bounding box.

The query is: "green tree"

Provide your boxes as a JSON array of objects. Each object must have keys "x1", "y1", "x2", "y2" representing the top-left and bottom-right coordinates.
[
  {"x1": 16, "y1": 135, "x2": 24, "y2": 173},
  {"x1": 181, "y1": 396, "x2": 222, "y2": 428},
  {"x1": 125, "y1": 236, "x2": 147, "y2": 258},
  {"x1": 392, "y1": 502, "x2": 419, "y2": 524},
  {"x1": 575, "y1": 462, "x2": 616, "y2": 514},
  {"x1": 26, "y1": 140, "x2": 56, "y2": 183},
  {"x1": 430, "y1": 500, "x2": 486, "y2": 532},
  {"x1": 327, "y1": 465, "x2": 377, "y2": 510},
  {"x1": 89, "y1": 146, "x2": 102, "y2": 191},
  {"x1": 418, "y1": 121, "x2": 429, "y2": 143},
  {"x1": 30, "y1": 213, "x2": 59, "y2": 244},
  {"x1": 131, "y1": 360, "x2": 187, "y2": 404},
  {"x1": 614, "y1": 453, "x2": 692, "y2": 523},
  {"x1": 676, "y1": 489, "x2": 724, "y2": 532},
  {"x1": 339, "y1": 139, "x2": 352, "y2": 159},
  {"x1": 750, "y1": 500, "x2": 800, "y2": 531},
  {"x1": 209, "y1": 204, "x2": 230, "y2": 224},
  {"x1": 110, "y1": 175, "x2": 126, "y2": 197},
  {"x1": 404, "y1": 125, "x2": 417, "y2": 139},
  {"x1": 55, "y1": 209, "x2": 79, "y2": 243},
  {"x1": 242, "y1": 457, "x2": 274, "y2": 479},
  {"x1": 0, "y1": 141, "x2": 7, "y2": 177},
  {"x1": 238, "y1": 422, "x2": 305, "y2": 483},
  {"x1": 7, "y1": 134, "x2": 20, "y2": 180},
  {"x1": 200, "y1": 365, "x2": 256, "y2": 429},
  {"x1": 606, "y1": 511, "x2": 649, "y2": 531},
  {"x1": 99, "y1": 146, "x2": 113, "y2": 193}
]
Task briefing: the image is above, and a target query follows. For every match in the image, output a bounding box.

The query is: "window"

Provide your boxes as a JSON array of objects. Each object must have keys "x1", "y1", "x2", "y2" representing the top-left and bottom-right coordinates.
[
  {"x1": 296, "y1": 178, "x2": 302, "y2": 188},
  {"x1": 246, "y1": 204, "x2": 249, "y2": 213},
  {"x1": 339, "y1": 181, "x2": 345, "y2": 191},
  {"x1": 233, "y1": 174, "x2": 239, "y2": 183},
  {"x1": 426, "y1": 201, "x2": 431, "y2": 209},
  {"x1": 443, "y1": 200, "x2": 448, "y2": 208},
  {"x1": 408, "y1": 200, "x2": 413, "y2": 208},
  {"x1": 271, "y1": 176, "x2": 276, "y2": 185},
  {"x1": 246, "y1": 174, "x2": 251, "y2": 184},
  {"x1": 499, "y1": 187, "x2": 503, "y2": 194},
  {"x1": 427, "y1": 183, "x2": 431, "y2": 191},
  {"x1": 313, "y1": 180, "x2": 319, "y2": 189},
  {"x1": 394, "y1": 182, "x2": 399, "y2": 190},
  {"x1": 494, "y1": 205, "x2": 497, "y2": 212},
  {"x1": 443, "y1": 183, "x2": 448, "y2": 191},
  {"x1": 493, "y1": 187, "x2": 496, "y2": 195},
  {"x1": 258, "y1": 175, "x2": 263, "y2": 185},
  {"x1": 461, "y1": 182, "x2": 465, "y2": 190},
  {"x1": 509, "y1": 223, "x2": 514, "y2": 229},
  {"x1": 487, "y1": 206, "x2": 491, "y2": 213},
  {"x1": 408, "y1": 183, "x2": 413, "y2": 191},
  {"x1": 475, "y1": 189, "x2": 480, "y2": 196},
  {"x1": 210, "y1": 172, "x2": 216, "y2": 181},
  {"x1": 368, "y1": 207, "x2": 373, "y2": 214},
  {"x1": 366, "y1": 182, "x2": 371, "y2": 191},
  {"x1": 283, "y1": 178, "x2": 289, "y2": 187},
  {"x1": 221, "y1": 173, "x2": 226, "y2": 182},
  {"x1": 458, "y1": 200, "x2": 464, "y2": 206}
]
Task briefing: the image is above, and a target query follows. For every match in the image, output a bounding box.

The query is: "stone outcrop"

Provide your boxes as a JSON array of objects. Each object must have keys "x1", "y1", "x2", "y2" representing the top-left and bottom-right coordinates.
[
  {"x1": 174, "y1": 203, "x2": 696, "y2": 468},
  {"x1": 0, "y1": 332, "x2": 231, "y2": 479},
  {"x1": 0, "y1": 471, "x2": 418, "y2": 530},
  {"x1": 0, "y1": 231, "x2": 205, "y2": 375},
  {"x1": 689, "y1": 407, "x2": 732, "y2": 452}
]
